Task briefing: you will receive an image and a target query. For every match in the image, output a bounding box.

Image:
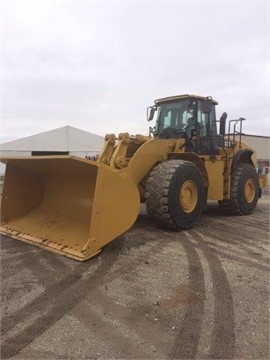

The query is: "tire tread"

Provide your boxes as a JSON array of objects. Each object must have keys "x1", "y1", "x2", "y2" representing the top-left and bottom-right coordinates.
[{"x1": 145, "y1": 160, "x2": 203, "y2": 230}]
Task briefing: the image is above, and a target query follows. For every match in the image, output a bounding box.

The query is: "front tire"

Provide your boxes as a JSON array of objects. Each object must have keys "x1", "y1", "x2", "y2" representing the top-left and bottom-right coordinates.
[
  {"x1": 229, "y1": 164, "x2": 259, "y2": 215},
  {"x1": 145, "y1": 160, "x2": 205, "y2": 230}
]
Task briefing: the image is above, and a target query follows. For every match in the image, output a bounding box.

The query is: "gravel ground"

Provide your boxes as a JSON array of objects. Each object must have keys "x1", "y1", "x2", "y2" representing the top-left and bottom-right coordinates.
[{"x1": 1, "y1": 192, "x2": 269, "y2": 359}]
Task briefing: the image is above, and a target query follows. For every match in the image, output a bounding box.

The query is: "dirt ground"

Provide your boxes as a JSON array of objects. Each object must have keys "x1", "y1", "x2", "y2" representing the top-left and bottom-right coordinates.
[{"x1": 1, "y1": 192, "x2": 269, "y2": 360}]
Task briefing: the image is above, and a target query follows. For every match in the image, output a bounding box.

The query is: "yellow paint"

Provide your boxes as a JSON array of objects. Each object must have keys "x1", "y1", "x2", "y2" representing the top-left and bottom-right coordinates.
[
  {"x1": 244, "y1": 178, "x2": 256, "y2": 203},
  {"x1": 0, "y1": 156, "x2": 140, "y2": 260},
  {"x1": 204, "y1": 159, "x2": 225, "y2": 200},
  {"x1": 179, "y1": 180, "x2": 198, "y2": 213},
  {"x1": 259, "y1": 174, "x2": 268, "y2": 188}
]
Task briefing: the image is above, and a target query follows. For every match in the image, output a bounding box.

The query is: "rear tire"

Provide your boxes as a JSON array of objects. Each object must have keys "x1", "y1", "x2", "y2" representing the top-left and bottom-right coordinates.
[
  {"x1": 145, "y1": 160, "x2": 205, "y2": 230},
  {"x1": 229, "y1": 164, "x2": 259, "y2": 215}
]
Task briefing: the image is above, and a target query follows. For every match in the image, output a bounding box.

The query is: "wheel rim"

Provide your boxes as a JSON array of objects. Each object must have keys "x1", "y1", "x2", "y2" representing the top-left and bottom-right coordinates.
[
  {"x1": 179, "y1": 180, "x2": 198, "y2": 213},
  {"x1": 244, "y1": 178, "x2": 256, "y2": 203}
]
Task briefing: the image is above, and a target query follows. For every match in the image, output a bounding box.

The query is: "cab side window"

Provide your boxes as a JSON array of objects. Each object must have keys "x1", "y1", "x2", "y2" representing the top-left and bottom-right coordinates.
[
  {"x1": 163, "y1": 110, "x2": 172, "y2": 128},
  {"x1": 197, "y1": 101, "x2": 208, "y2": 137}
]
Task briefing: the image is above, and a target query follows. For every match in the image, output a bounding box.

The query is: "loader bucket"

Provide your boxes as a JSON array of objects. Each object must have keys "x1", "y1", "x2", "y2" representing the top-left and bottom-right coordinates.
[{"x1": 0, "y1": 156, "x2": 140, "y2": 261}]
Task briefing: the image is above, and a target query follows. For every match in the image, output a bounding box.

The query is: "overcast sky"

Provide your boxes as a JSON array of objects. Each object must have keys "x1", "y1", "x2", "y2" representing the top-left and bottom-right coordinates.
[{"x1": 1, "y1": 0, "x2": 269, "y2": 143}]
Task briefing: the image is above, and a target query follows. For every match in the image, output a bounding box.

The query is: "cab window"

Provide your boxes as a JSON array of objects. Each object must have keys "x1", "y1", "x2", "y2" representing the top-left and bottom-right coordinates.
[
  {"x1": 157, "y1": 100, "x2": 190, "y2": 132},
  {"x1": 197, "y1": 103, "x2": 208, "y2": 137}
]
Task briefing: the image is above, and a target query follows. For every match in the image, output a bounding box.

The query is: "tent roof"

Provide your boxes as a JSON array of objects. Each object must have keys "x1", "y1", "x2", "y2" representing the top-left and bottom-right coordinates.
[{"x1": 0, "y1": 126, "x2": 104, "y2": 152}]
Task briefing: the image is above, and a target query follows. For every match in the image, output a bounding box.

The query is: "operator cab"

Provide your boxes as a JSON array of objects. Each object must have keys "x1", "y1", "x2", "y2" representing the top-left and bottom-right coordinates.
[{"x1": 147, "y1": 94, "x2": 222, "y2": 157}]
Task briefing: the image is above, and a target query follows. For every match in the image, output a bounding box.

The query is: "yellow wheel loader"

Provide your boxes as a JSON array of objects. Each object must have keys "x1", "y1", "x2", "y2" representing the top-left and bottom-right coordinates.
[{"x1": 0, "y1": 94, "x2": 267, "y2": 261}]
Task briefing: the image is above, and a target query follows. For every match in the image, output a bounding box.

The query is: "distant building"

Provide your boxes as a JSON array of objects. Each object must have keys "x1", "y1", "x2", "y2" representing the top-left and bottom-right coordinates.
[
  {"x1": 241, "y1": 134, "x2": 270, "y2": 161},
  {"x1": 241, "y1": 134, "x2": 270, "y2": 185},
  {"x1": 0, "y1": 125, "x2": 105, "y2": 175}
]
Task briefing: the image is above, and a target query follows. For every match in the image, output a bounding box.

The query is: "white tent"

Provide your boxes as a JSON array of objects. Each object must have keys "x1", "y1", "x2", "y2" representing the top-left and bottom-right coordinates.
[
  {"x1": 0, "y1": 126, "x2": 105, "y2": 175},
  {"x1": 0, "y1": 125, "x2": 104, "y2": 156}
]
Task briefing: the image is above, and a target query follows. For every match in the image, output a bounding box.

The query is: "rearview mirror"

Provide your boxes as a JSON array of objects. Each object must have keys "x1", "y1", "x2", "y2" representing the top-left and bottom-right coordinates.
[{"x1": 147, "y1": 106, "x2": 156, "y2": 121}]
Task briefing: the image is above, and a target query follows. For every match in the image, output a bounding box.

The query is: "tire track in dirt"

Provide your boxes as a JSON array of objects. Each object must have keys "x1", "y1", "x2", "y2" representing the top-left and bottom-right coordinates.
[
  {"x1": 205, "y1": 205, "x2": 269, "y2": 231},
  {"x1": 200, "y1": 223, "x2": 269, "y2": 252},
  {"x1": 0, "y1": 238, "x2": 125, "y2": 359},
  {"x1": 202, "y1": 220, "x2": 269, "y2": 252},
  {"x1": 1, "y1": 251, "x2": 65, "y2": 285},
  {"x1": 210, "y1": 247, "x2": 269, "y2": 272},
  {"x1": 0, "y1": 236, "x2": 63, "y2": 288},
  {"x1": 0, "y1": 217, "x2": 162, "y2": 333},
  {"x1": 1, "y1": 261, "x2": 27, "y2": 282},
  {"x1": 1, "y1": 235, "x2": 37, "y2": 255},
  {"x1": 1, "y1": 242, "x2": 72, "y2": 316},
  {"x1": 72, "y1": 294, "x2": 169, "y2": 358},
  {"x1": 1, "y1": 266, "x2": 86, "y2": 335},
  {"x1": 191, "y1": 230, "x2": 235, "y2": 359},
  {"x1": 169, "y1": 232, "x2": 205, "y2": 359},
  {"x1": 1, "y1": 238, "x2": 40, "y2": 311},
  {"x1": 225, "y1": 217, "x2": 269, "y2": 231},
  {"x1": 103, "y1": 237, "x2": 171, "y2": 284},
  {"x1": 0, "y1": 228, "x2": 171, "y2": 359},
  {"x1": 196, "y1": 229, "x2": 269, "y2": 272},
  {"x1": 70, "y1": 237, "x2": 187, "y2": 358},
  {"x1": 26, "y1": 249, "x2": 72, "y2": 287}
]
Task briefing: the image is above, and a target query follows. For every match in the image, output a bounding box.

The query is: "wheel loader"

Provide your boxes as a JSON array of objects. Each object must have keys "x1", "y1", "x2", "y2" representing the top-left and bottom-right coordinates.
[{"x1": 0, "y1": 94, "x2": 267, "y2": 261}]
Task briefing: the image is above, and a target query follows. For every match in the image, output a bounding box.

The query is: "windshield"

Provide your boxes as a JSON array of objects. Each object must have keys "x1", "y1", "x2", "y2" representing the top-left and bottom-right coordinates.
[{"x1": 156, "y1": 100, "x2": 196, "y2": 133}]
